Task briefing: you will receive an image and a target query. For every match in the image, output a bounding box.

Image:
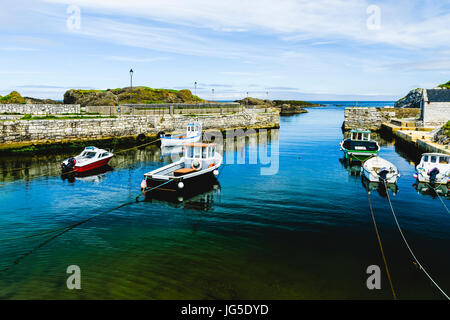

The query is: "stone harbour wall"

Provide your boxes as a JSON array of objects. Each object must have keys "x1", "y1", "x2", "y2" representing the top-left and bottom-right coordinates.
[
  {"x1": 0, "y1": 109, "x2": 279, "y2": 145},
  {"x1": 0, "y1": 104, "x2": 80, "y2": 115},
  {"x1": 423, "y1": 102, "x2": 450, "y2": 127},
  {"x1": 343, "y1": 107, "x2": 420, "y2": 131}
]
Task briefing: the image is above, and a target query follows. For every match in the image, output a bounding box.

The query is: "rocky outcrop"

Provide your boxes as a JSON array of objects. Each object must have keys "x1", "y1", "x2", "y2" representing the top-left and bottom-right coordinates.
[
  {"x1": 394, "y1": 88, "x2": 423, "y2": 108},
  {"x1": 23, "y1": 97, "x2": 61, "y2": 104},
  {"x1": 433, "y1": 121, "x2": 450, "y2": 145},
  {"x1": 278, "y1": 104, "x2": 308, "y2": 115},
  {"x1": 64, "y1": 87, "x2": 203, "y2": 107},
  {"x1": 438, "y1": 80, "x2": 450, "y2": 89},
  {"x1": 235, "y1": 97, "x2": 273, "y2": 107},
  {"x1": 0, "y1": 91, "x2": 26, "y2": 104},
  {"x1": 64, "y1": 89, "x2": 118, "y2": 107}
]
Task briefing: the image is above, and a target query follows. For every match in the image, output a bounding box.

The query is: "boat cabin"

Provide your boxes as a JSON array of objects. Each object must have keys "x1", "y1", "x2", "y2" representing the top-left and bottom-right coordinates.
[
  {"x1": 183, "y1": 143, "x2": 217, "y2": 170},
  {"x1": 79, "y1": 146, "x2": 111, "y2": 160},
  {"x1": 419, "y1": 153, "x2": 449, "y2": 165},
  {"x1": 349, "y1": 130, "x2": 371, "y2": 141},
  {"x1": 186, "y1": 123, "x2": 202, "y2": 137}
]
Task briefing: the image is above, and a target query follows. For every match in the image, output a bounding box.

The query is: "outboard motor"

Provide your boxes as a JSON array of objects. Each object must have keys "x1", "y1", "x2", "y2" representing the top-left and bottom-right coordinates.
[
  {"x1": 428, "y1": 167, "x2": 440, "y2": 185},
  {"x1": 61, "y1": 157, "x2": 76, "y2": 172},
  {"x1": 378, "y1": 167, "x2": 389, "y2": 182}
]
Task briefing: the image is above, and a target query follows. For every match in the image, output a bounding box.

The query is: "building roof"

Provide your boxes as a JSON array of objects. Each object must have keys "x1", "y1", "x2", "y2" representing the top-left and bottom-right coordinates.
[{"x1": 426, "y1": 89, "x2": 450, "y2": 103}]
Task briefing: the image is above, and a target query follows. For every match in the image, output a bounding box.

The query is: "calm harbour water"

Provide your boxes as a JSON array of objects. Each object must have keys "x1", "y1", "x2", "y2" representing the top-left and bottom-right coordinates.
[{"x1": 0, "y1": 103, "x2": 449, "y2": 299}]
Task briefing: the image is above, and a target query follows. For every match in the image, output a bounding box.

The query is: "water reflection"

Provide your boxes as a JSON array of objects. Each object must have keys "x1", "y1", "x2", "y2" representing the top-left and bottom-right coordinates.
[
  {"x1": 338, "y1": 157, "x2": 362, "y2": 177},
  {"x1": 144, "y1": 183, "x2": 221, "y2": 211},
  {"x1": 61, "y1": 165, "x2": 114, "y2": 183},
  {"x1": 413, "y1": 182, "x2": 449, "y2": 200},
  {"x1": 361, "y1": 177, "x2": 399, "y2": 197}
]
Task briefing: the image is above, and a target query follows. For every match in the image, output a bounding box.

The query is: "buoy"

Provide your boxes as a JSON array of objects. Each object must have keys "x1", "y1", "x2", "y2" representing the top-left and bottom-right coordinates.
[
  {"x1": 213, "y1": 170, "x2": 219, "y2": 176},
  {"x1": 413, "y1": 174, "x2": 418, "y2": 179},
  {"x1": 178, "y1": 181, "x2": 184, "y2": 189},
  {"x1": 140, "y1": 179, "x2": 147, "y2": 191}
]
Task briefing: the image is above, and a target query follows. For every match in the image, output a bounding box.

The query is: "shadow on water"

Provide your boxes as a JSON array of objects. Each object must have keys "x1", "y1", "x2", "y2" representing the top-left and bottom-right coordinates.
[{"x1": 144, "y1": 183, "x2": 221, "y2": 212}]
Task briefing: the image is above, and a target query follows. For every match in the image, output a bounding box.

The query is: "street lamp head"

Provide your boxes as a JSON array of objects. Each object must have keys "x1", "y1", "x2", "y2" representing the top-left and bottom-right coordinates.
[{"x1": 130, "y1": 69, "x2": 134, "y2": 76}]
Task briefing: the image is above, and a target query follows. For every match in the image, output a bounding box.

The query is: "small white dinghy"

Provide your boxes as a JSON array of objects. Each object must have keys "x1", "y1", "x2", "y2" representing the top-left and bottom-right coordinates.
[
  {"x1": 362, "y1": 156, "x2": 400, "y2": 184},
  {"x1": 160, "y1": 122, "x2": 202, "y2": 148}
]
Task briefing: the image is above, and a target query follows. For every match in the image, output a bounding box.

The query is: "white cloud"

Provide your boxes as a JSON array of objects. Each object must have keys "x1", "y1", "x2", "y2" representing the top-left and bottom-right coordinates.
[
  {"x1": 104, "y1": 56, "x2": 171, "y2": 63},
  {"x1": 44, "y1": 0, "x2": 450, "y2": 49}
]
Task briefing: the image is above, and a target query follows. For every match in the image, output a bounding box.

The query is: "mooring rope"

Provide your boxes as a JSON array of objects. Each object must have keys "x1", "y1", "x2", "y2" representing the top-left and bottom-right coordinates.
[
  {"x1": 383, "y1": 180, "x2": 450, "y2": 300},
  {"x1": 0, "y1": 179, "x2": 172, "y2": 243},
  {"x1": 426, "y1": 182, "x2": 450, "y2": 215},
  {"x1": 366, "y1": 188, "x2": 397, "y2": 299}
]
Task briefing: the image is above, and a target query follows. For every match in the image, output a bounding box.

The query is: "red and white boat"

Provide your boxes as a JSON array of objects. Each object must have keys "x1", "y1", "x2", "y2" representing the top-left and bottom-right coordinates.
[{"x1": 61, "y1": 146, "x2": 114, "y2": 173}]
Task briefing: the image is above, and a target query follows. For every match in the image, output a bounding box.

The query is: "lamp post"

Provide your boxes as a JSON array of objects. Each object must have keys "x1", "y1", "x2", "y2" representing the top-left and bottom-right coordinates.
[
  {"x1": 129, "y1": 69, "x2": 134, "y2": 106},
  {"x1": 212, "y1": 88, "x2": 214, "y2": 102},
  {"x1": 194, "y1": 81, "x2": 197, "y2": 96}
]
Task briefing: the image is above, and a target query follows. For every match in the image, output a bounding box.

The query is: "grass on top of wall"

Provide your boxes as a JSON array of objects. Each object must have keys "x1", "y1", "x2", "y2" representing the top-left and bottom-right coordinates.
[{"x1": 19, "y1": 114, "x2": 117, "y2": 120}]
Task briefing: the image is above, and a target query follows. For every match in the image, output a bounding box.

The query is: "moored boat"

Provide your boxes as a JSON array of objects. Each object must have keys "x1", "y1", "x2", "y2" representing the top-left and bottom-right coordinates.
[
  {"x1": 361, "y1": 156, "x2": 400, "y2": 184},
  {"x1": 159, "y1": 122, "x2": 202, "y2": 148},
  {"x1": 61, "y1": 146, "x2": 114, "y2": 173},
  {"x1": 414, "y1": 153, "x2": 450, "y2": 185},
  {"x1": 340, "y1": 129, "x2": 380, "y2": 162},
  {"x1": 142, "y1": 142, "x2": 222, "y2": 194}
]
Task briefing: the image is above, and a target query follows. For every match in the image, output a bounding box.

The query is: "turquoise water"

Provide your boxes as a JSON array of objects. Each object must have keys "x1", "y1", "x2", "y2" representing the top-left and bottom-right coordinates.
[{"x1": 0, "y1": 104, "x2": 449, "y2": 299}]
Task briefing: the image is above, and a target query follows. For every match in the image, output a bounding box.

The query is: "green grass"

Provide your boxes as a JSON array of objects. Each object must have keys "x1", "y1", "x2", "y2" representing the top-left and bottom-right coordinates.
[
  {"x1": 19, "y1": 114, "x2": 117, "y2": 120},
  {"x1": 438, "y1": 81, "x2": 450, "y2": 89},
  {"x1": 444, "y1": 121, "x2": 450, "y2": 138}
]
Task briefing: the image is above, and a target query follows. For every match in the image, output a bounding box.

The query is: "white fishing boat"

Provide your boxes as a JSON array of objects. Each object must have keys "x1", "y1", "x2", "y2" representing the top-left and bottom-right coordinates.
[
  {"x1": 159, "y1": 122, "x2": 202, "y2": 148},
  {"x1": 141, "y1": 142, "x2": 222, "y2": 193},
  {"x1": 414, "y1": 153, "x2": 450, "y2": 185},
  {"x1": 361, "y1": 156, "x2": 400, "y2": 184}
]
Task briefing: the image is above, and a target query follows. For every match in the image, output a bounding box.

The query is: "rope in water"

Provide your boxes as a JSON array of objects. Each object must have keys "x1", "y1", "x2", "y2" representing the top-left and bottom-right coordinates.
[
  {"x1": 0, "y1": 178, "x2": 172, "y2": 243},
  {"x1": 383, "y1": 180, "x2": 450, "y2": 300},
  {"x1": 426, "y1": 182, "x2": 450, "y2": 215},
  {"x1": 365, "y1": 189, "x2": 397, "y2": 299}
]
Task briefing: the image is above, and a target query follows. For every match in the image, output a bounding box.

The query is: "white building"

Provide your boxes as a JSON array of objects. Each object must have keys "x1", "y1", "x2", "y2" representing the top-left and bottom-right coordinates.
[{"x1": 420, "y1": 89, "x2": 450, "y2": 127}]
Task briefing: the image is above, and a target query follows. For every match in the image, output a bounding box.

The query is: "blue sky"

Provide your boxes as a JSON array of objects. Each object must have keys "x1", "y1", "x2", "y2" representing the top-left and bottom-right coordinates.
[{"x1": 1, "y1": 0, "x2": 449, "y2": 101}]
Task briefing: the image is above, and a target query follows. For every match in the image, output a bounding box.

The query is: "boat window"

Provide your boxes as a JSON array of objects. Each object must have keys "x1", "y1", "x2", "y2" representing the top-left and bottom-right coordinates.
[
  {"x1": 211, "y1": 146, "x2": 215, "y2": 157},
  {"x1": 423, "y1": 155, "x2": 428, "y2": 162},
  {"x1": 439, "y1": 156, "x2": 449, "y2": 164},
  {"x1": 430, "y1": 156, "x2": 437, "y2": 163},
  {"x1": 207, "y1": 147, "x2": 212, "y2": 158},
  {"x1": 194, "y1": 146, "x2": 201, "y2": 158},
  {"x1": 186, "y1": 147, "x2": 194, "y2": 158},
  {"x1": 84, "y1": 152, "x2": 97, "y2": 159}
]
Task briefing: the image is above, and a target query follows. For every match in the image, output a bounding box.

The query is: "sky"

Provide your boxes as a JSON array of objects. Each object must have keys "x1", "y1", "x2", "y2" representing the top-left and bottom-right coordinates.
[{"x1": 0, "y1": 0, "x2": 449, "y2": 101}]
